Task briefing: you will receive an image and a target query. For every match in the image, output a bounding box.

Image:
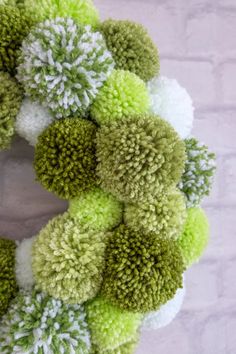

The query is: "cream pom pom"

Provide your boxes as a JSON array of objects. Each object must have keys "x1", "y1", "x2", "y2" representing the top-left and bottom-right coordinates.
[
  {"x1": 15, "y1": 99, "x2": 53, "y2": 146},
  {"x1": 147, "y1": 76, "x2": 194, "y2": 139},
  {"x1": 15, "y1": 236, "x2": 36, "y2": 290}
]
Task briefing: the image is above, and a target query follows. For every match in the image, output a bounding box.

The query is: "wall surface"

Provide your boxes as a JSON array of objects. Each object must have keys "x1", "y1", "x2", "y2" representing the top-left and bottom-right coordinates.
[{"x1": 0, "y1": 0, "x2": 235, "y2": 353}]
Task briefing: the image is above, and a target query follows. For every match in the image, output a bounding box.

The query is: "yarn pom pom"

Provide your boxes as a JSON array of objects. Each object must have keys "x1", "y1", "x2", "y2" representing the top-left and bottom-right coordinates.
[
  {"x1": 15, "y1": 236, "x2": 36, "y2": 290},
  {"x1": 179, "y1": 137, "x2": 216, "y2": 207},
  {"x1": 96, "y1": 115, "x2": 186, "y2": 203},
  {"x1": 17, "y1": 18, "x2": 114, "y2": 118},
  {"x1": 90, "y1": 70, "x2": 150, "y2": 125},
  {"x1": 16, "y1": 99, "x2": 53, "y2": 146},
  {"x1": 178, "y1": 208, "x2": 209, "y2": 267},
  {"x1": 100, "y1": 20, "x2": 159, "y2": 82},
  {"x1": 91, "y1": 338, "x2": 138, "y2": 354},
  {"x1": 148, "y1": 76, "x2": 194, "y2": 139},
  {"x1": 0, "y1": 290, "x2": 91, "y2": 353},
  {"x1": 32, "y1": 213, "x2": 108, "y2": 304},
  {"x1": 34, "y1": 118, "x2": 97, "y2": 199},
  {"x1": 86, "y1": 297, "x2": 142, "y2": 352},
  {"x1": 124, "y1": 187, "x2": 186, "y2": 239},
  {"x1": 102, "y1": 225, "x2": 185, "y2": 312},
  {"x1": 69, "y1": 188, "x2": 123, "y2": 232},
  {"x1": 0, "y1": 237, "x2": 17, "y2": 317}
]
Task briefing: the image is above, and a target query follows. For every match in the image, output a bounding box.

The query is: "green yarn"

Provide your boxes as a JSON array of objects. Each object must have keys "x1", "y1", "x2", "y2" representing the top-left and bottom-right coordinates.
[
  {"x1": 91, "y1": 339, "x2": 138, "y2": 354},
  {"x1": 102, "y1": 225, "x2": 185, "y2": 313},
  {"x1": 96, "y1": 115, "x2": 186, "y2": 203},
  {"x1": 0, "y1": 237, "x2": 17, "y2": 318},
  {"x1": 32, "y1": 213, "x2": 108, "y2": 304},
  {"x1": 69, "y1": 187, "x2": 123, "y2": 232},
  {"x1": 177, "y1": 207, "x2": 209, "y2": 267},
  {"x1": 0, "y1": 290, "x2": 91, "y2": 353},
  {"x1": 34, "y1": 118, "x2": 97, "y2": 199},
  {"x1": 124, "y1": 187, "x2": 187, "y2": 239},
  {"x1": 86, "y1": 296, "x2": 142, "y2": 352},
  {"x1": 0, "y1": 72, "x2": 23, "y2": 150},
  {"x1": 179, "y1": 137, "x2": 216, "y2": 207},
  {"x1": 100, "y1": 19, "x2": 160, "y2": 82},
  {"x1": 90, "y1": 70, "x2": 150, "y2": 125}
]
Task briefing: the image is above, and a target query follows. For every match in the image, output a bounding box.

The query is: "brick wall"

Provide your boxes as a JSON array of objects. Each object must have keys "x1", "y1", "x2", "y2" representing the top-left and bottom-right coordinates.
[{"x1": 0, "y1": 1, "x2": 235, "y2": 353}]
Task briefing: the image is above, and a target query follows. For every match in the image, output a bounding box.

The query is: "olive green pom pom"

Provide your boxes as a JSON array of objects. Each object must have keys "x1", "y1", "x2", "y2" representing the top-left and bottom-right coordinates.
[
  {"x1": 100, "y1": 19, "x2": 160, "y2": 81},
  {"x1": 0, "y1": 72, "x2": 23, "y2": 150},
  {"x1": 177, "y1": 207, "x2": 209, "y2": 267},
  {"x1": 91, "y1": 338, "x2": 138, "y2": 354},
  {"x1": 0, "y1": 237, "x2": 18, "y2": 317},
  {"x1": 96, "y1": 115, "x2": 186, "y2": 203},
  {"x1": 90, "y1": 70, "x2": 150, "y2": 125},
  {"x1": 69, "y1": 187, "x2": 123, "y2": 232},
  {"x1": 32, "y1": 213, "x2": 108, "y2": 304},
  {"x1": 102, "y1": 225, "x2": 185, "y2": 313},
  {"x1": 34, "y1": 118, "x2": 97, "y2": 199},
  {"x1": 124, "y1": 187, "x2": 187, "y2": 239}
]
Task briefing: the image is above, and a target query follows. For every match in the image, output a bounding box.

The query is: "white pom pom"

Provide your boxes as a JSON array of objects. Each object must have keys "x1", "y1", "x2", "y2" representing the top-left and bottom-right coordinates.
[
  {"x1": 147, "y1": 76, "x2": 194, "y2": 139},
  {"x1": 15, "y1": 236, "x2": 36, "y2": 290},
  {"x1": 15, "y1": 99, "x2": 53, "y2": 146}
]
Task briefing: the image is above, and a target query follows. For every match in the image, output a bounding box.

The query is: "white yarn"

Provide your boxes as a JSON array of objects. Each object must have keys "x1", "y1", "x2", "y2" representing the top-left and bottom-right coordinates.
[
  {"x1": 147, "y1": 76, "x2": 194, "y2": 139},
  {"x1": 15, "y1": 236, "x2": 36, "y2": 290}
]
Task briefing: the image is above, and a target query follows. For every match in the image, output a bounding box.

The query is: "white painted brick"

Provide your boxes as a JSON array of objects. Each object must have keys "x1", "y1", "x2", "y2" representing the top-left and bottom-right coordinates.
[
  {"x1": 222, "y1": 62, "x2": 236, "y2": 103},
  {"x1": 221, "y1": 155, "x2": 236, "y2": 204}
]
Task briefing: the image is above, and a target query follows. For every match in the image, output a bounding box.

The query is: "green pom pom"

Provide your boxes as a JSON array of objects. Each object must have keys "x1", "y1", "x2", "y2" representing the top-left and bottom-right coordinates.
[
  {"x1": 90, "y1": 70, "x2": 150, "y2": 125},
  {"x1": 124, "y1": 187, "x2": 187, "y2": 239},
  {"x1": 177, "y1": 207, "x2": 209, "y2": 267},
  {"x1": 91, "y1": 339, "x2": 138, "y2": 354},
  {"x1": 102, "y1": 225, "x2": 185, "y2": 313},
  {"x1": 69, "y1": 187, "x2": 123, "y2": 232},
  {"x1": 0, "y1": 237, "x2": 17, "y2": 317},
  {"x1": 32, "y1": 213, "x2": 108, "y2": 304},
  {"x1": 0, "y1": 290, "x2": 91, "y2": 353},
  {"x1": 179, "y1": 137, "x2": 216, "y2": 207},
  {"x1": 0, "y1": 72, "x2": 23, "y2": 150},
  {"x1": 96, "y1": 115, "x2": 186, "y2": 203},
  {"x1": 34, "y1": 118, "x2": 97, "y2": 199},
  {"x1": 100, "y1": 19, "x2": 160, "y2": 82}
]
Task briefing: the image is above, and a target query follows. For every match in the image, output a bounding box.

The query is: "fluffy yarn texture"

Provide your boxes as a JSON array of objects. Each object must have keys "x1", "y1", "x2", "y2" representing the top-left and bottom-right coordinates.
[
  {"x1": 0, "y1": 72, "x2": 23, "y2": 150},
  {"x1": 15, "y1": 99, "x2": 54, "y2": 146},
  {"x1": 179, "y1": 137, "x2": 216, "y2": 207},
  {"x1": 178, "y1": 208, "x2": 209, "y2": 267},
  {"x1": 0, "y1": 290, "x2": 91, "y2": 353},
  {"x1": 17, "y1": 18, "x2": 114, "y2": 118},
  {"x1": 34, "y1": 118, "x2": 97, "y2": 199},
  {"x1": 0, "y1": 237, "x2": 17, "y2": 317},
  {"x1": 92, "y1": 339, "x2": 138, "y2": 354},
  {"x1": 148, "y1": 76, "x2": 194, "y2": 139},
  {"x1": 100, "y1": 20, "x2": 159, "y2": 82},
  {"x1": 69, "y1": 188, "x2": 123, "y2": 232},
  {"x1": 124, "y1": 187, "x2": 187, "y2": 239},
  {"x1": 96, "y1": 115, "x2": 186, "y2": 203},
  {"x1": 90, "y1": 70, "x2": 150, "y2": 125},
  {"x1": 86, "y1": 297, "x2": 142, "y2": 352},
  {"x1": 15, "y1": 236, "x2": 36, "y2": 290},
  {"x1": 102, "y1": 225, "x2": 185, "y2": 312},
  {"x1": 32, "y1": 213, "x2": 108, "y2": 304}
]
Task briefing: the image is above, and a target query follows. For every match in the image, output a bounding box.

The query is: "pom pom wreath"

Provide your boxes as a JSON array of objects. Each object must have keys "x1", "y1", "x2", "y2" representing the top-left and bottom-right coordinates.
[
  {"x1": 0, "y1": 5, "x2": 34, "y2": 74},
  {"x1": 179, "y1": 137, "x2": 216, "y2": 207},
  {"x1": 90, "y1": 70, "x2": 150, "y2": 125},
  {"x1": 15, "y1": 236, "x2": 36, "y2": 290},
  {"x1": 96, "y1": 115, "x2": 186, "y2": 203},
  {"x1": 141, "y1": 277, "x2": 185, "y2": 330},
  {"x1": 17, "y1": 18, "x2": 114, "y2": 118},
  {"x1": 15, "y1": 99, "x2": 53, "y2": 146},
  {"x1": 102, "y1": 225, "x2": 185, "y2": 312},
  {"x1": 0, "y1": 72, "x2": 23, "y2": 150},
  {"x1": 100, "y1": 20, "x2": 159, "y2": 82},
  {"x1": 124, "y1": 187, "x2": 187, "y2": 239},
  {"x1": 86, "y1": 297, "x2": 142, "y2": 352},
  {"x1": 0, "y1": 290, "x2": 91, "y2": 353},
  {"x1": 0, "y1": 237, "x2": 17, "y2": 317},
  {"x1": 178, "y1": 208, "x2": 209, "y2": 267},
  {"x1": 147, "y1": 76, "x2": 194, "y2": 139},
  {"x1": 32, "y1": 213, "x2": 108, "y2": 304},
  {"x1": 69, "y1": 187, "x2": 123, "y2": 232},
  {"x1": 34, "y1": 118, "x2": 97, "y2": 199}
]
